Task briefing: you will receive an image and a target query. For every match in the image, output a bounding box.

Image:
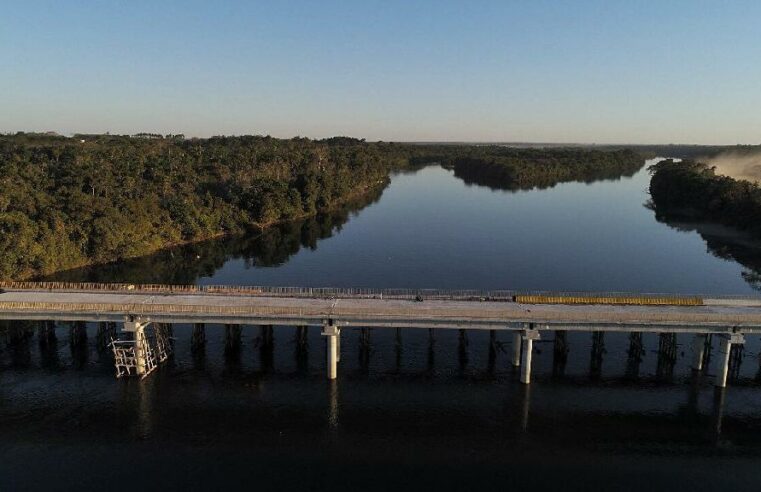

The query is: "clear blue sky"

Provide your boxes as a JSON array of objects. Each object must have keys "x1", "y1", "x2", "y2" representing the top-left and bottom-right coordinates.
[{"x1": 2, "y1": 1, "x2": 760, "y2": 144}]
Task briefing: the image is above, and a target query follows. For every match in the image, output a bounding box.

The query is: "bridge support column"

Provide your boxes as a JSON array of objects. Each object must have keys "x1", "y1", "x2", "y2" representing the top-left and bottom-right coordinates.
[
  {"x1": 692, "y1": 334, "x2": 707, "y2": 371},
  {"x1": 716, "y1": 333, "x2": 745, "y2": 388},
  {"x1": 520, "y1": 329, "x2": 541, "y2": 384},
  {"x1": 336, "y1": 328, "x2": 341, "y2": 363},
  {"x1": 322, "y1": 325, "x2": 340, "y2": 380},
  {"x1": 512, "y1": 331, "x2": 522, "y2": 367},
  {"x1": 123, "y1": 321, "x2": 152, "y2": 377}
]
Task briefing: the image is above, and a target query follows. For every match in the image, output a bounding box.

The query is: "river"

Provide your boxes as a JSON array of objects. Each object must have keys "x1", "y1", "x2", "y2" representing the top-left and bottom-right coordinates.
[{"x1": 4, "y1": 159, "x2": 761, "y2": 491}]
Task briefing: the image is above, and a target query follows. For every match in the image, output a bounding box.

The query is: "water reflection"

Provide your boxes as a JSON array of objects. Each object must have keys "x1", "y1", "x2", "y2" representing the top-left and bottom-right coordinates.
[
  {"x1": 552, "y1": 331, "x2": 568, "y2": 378},
  {"x1": 294, "y1": 326, "x2": 309, "y2": 374},
  {"x1": 651, "y1": 214, "x2": 761, "y2": 292},
  {"x1": 69, "y1": 321, "x2": 89, "y2": 369},
  {"x1": 327, "y1": 380, "x2": 339, "y2": 429},
  {"x1": 625, "y1": 332, "x2": 644, "y2": 380},
  {"x1": 258, "y1": 325, "x2": 274, "y2": 372},
  {"x1": 223, "y1": 324, "x2": 242, "y2": 373},
  {"x1": 38, "y1": 321, "x2": 60, "y2": 369}
]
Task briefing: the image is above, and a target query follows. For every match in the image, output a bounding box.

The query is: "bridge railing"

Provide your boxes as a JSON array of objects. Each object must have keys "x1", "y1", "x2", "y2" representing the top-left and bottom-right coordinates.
[
  {"x1": 1, "y1": 281, "x2": 760, "y2": 303},
  {"x1": 0, "y1": 281, "x2": 521, "y2": 300}
]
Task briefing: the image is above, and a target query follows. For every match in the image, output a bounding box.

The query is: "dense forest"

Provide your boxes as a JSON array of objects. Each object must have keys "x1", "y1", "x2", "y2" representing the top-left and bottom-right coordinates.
[
  {"x1": 0, "y1": 133, "x2": 656, "y2": 280},
  {"x1": 0, "y1": 133, "x2": 409, "y2": 279},
  {"x1": 42, "y1": 185, "x2": 386, "y2": 284},
  {"x1": 649, "y1": 159, "x2": 761, "y2": 238},
  {"x1": 445, "y1": 147, "x2": 644, "y2": 191}
]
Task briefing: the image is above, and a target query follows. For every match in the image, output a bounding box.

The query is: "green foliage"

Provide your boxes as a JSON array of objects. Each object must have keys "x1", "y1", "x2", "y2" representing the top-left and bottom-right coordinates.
[
  {"x1": 649, "y1": 159, "x2": 761, "y2": 238},
  {"x1": 446, "y1": 147, "x2": 644, "y2": 191},
  {"x1": 0, "y1": 134, "x2": 403, "y2": 279}
]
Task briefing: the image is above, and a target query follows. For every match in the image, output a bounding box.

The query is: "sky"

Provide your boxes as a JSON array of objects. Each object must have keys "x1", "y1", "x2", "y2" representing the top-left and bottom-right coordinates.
[{"x1": 1, "y1": 0, "x2": 760, "y2": 144}]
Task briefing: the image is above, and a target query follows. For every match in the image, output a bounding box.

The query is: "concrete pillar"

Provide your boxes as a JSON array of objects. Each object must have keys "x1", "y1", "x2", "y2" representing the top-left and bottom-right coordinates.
[
  {"x1": 124, "y1": 321, "x2": 149, "y2": 376},
  {"x1": 512, "y1": 331, "x2": 522, "y2": 367},
  {"x1": 336, "y1": 328, "x2": 341, "y2": 363},
  {"x1": 322, "y1": 325, "x2": 340, "y2": 380},
  {"x1": 692, "y1": 334, "x2": 707, "y2": 371},
  {"x1": 520, "y1": 337, "x2": 533, "y2": 384},
  {"x1": 715, "y1": 333, "x2": 745, "y2": 388},
  {"x1": 520, "y1": 329, "x2": 541, "y2": 384}
]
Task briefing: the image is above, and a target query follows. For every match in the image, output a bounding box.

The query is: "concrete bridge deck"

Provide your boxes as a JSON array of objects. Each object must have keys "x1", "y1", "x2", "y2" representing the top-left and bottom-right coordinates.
[
  {"x1": 1, "y1": 287, "x2": 761, "y2": 332},
  {"x1": 1, "y1": 283, "x2": 760, "y2": 385}
]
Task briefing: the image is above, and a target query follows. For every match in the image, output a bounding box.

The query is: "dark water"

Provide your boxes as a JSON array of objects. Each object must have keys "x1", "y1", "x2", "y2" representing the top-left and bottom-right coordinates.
[{"x1": 5, "y1": 160, "x2": 761, "y2": 491}]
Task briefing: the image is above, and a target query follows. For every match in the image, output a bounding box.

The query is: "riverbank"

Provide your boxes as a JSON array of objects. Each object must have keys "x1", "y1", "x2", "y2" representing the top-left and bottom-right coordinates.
[{"x1": 649, "y1": 159, "x2": 761, "y2": 239}]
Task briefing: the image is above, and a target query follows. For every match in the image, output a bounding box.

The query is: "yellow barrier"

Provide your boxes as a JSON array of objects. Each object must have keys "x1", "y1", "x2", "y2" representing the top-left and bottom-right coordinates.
[{"x1": 514, "y1": 295, "x2": 703, "y2": 306}]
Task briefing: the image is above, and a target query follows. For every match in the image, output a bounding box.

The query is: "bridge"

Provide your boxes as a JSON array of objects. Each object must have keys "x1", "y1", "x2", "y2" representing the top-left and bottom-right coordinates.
[{"x1": 1, "y1": 282, "x2": 760, "y2": 385}]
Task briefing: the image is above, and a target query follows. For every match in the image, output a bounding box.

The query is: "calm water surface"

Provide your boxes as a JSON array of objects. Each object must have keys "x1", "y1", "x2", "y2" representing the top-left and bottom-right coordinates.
[{"x1": 4, "y1": 160, "x2": 761, "y2": 491}]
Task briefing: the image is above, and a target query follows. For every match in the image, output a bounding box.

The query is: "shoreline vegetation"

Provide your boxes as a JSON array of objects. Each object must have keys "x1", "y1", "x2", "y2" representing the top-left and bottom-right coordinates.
[
  {"x1": 649, "y1": 159, "x2": 761, "y2": 238},
  {"x1": 1, "y1": 133, "x2": 407, "y2": 280},
  {"x1": 6, "y1": 132, "x2": 744, "y2": 281},
  {"x1": 649, "y1": 158, "x2": 761, "y2": 291},
  {"x1": 444, "y1": 148, "x2": 644, "y2": 191},
  {"x1": 42, "y1": 184, "x2": 388, "y2": 284}
]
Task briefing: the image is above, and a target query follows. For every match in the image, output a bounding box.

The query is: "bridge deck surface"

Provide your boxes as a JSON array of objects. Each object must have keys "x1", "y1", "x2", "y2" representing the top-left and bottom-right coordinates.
[{"x1": 1, "y1": 290, "x2": 761, "y2": 330}]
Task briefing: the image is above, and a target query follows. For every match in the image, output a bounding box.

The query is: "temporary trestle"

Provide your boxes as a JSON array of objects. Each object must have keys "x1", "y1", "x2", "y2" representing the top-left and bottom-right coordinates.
[
  {"x1": 110, "y1": 321, "x2": 172, "y2": 379},
  {"x1": 154, "y1": 323, "x2": 174, "y2": 363}
]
